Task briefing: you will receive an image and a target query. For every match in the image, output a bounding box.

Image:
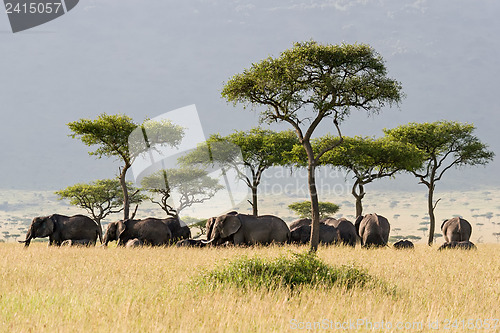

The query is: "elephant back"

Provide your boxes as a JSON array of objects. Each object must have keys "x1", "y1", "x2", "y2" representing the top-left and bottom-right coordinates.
[
  {"x1": 239, "y1": 214, "x2": 290, "y2": 244},
  {"x1": 58, "y1": 214, "x2": 101, "y2": 245},
  {"x1": 441, "y1": 217, "x2": 472, "y2": 242},
  {"x1": 356, "y1": 213, "x2": 390, "y2": 247},
  {"x1": 288, "y1": 218, "x2": 311, "y2": 230},
  {"x1": 290, "y1": 222, "x2": 337, "y2": 245},
  {"x1": 121, "y1": 218, "x2": 172, "y2": 246},
  {"x1": 162, "y1": 217, "x2": 191, "y2": 241},
  {"x1": 332, "y1": 218, "x2": 356, "y2": 247}
]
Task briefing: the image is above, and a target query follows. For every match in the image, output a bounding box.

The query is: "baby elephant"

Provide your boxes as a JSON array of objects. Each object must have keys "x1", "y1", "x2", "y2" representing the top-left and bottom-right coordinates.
[
  {"x1": 393, "y1": 240, "x2": 414, "y2": 249},
  {"x1": 125, "y1": 238, "x2": 143, "y2": 248},
  {"x1": 438, "y1": 241, "x2": 476, "y2": 250},
  {"x1": 176, "y1": 239, "x2": 206, "y2": 247},
  {"x1": 61, "y1": 239, "x2": 93, "y2": 247}
]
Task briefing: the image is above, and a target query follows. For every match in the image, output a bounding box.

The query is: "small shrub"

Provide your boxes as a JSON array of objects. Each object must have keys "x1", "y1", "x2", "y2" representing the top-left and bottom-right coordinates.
[
  {"x1": 194, "y1": 252, "x2": 390, "y2": 293},
  {"x1": 288, "y1": 201, "x2": 340, "y2": 219}
]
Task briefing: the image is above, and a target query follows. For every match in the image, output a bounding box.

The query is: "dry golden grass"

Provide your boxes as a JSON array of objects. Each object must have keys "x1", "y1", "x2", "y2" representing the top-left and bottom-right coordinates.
[{"x1": 0, "y1": 243, "x2": 498, "y2": 332}]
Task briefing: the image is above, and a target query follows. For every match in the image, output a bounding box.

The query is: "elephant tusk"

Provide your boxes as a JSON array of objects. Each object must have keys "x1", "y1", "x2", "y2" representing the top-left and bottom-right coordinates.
[{"x1": 201, "y1": 238, "x2": 214, "y2": 244}]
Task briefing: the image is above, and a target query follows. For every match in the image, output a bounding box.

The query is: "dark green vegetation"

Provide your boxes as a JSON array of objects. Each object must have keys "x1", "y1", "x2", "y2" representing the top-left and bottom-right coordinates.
[
  {"x1": 287, "y1": 201, "x2": 340, "y2": 219},
  {"x1": 195, "y1": 251, "x2": 392, "y2": 293}
]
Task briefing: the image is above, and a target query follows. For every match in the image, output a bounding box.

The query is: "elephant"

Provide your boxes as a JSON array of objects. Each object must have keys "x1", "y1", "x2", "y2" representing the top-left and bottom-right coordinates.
[
  {"x1": 163, "y1": 217, "x2": 191, "y2": 242},
  {"x1": 103, "y1": 218, "x2": 172, "y2": 246},
  {"x1": 323, "y1": 218, "x2": 357, "y2": 247},
  {"x1": 204, "y1": 213, "x2": 290, "y2": 246},
  {"x1": 287, "y1": 218, "x2": 313, "y2": 231},
  {"x1": 125, "y1": 238, "x2": 143, "y2": 248},
  {"x1": 206, "y1": 217, "x2": 216, "y2": 239},
  {"x1": 206, "y1": 211, "x2": 237, "y2": 239},
  {"x1": 175, "y1": 239, "x2": 206, "y2": 247},
  {"x1": 354, "y1": 213, "x2": 390, "y2": 248},
  {"x1": 290, "y1": 222, "x2": 337, "y2": 245},
  {"x1": 61, "y1": 239, "x2": 93, "y2": 247},
  {"x1": 438, "y1": 241, "x2": 476, "y2": 250},
  {"x1": 441, "y1": 217, "x2": 472, "y2": 242},
  {"x1": 20, "y1": 214, "x2": 102, "y2": 247},
  {"x1": 393, "y1": 239, "x2": 414, "y2": 249}
]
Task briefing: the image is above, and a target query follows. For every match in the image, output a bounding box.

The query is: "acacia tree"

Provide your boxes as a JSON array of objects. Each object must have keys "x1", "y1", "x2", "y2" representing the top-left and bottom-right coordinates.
[
  {"x1": 385, "y1": 121, "x2": 494, "y2": 245},
  {"x1": 316, "y1": 136, "x2": 423, "y2": 217},
  {"x1": 68, "y1": 114, "x2": 184, "y2": 219},
  {"x1": 288, "y1": 201, "x2": 340, "y2": 219},
  {"x1": 55, "y1": 179, "x2": 145, "y2": 228},
  {"x1": 222, "y1": 41, "x2": 403, "y2": 252},
  {"x1": 141, "y1": 168, "x2": 223, "y2": 217},
  {"x1": 181, "y1": 128, "x2": 298, "y2": 216}
]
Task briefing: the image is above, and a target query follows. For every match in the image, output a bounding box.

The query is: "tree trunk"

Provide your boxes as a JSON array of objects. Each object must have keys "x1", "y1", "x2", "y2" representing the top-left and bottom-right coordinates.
[
  {"x1": 251, "y1": 185, "x2": 258, "y2": 216},
  {"x1": 427, "y1": 181, "x2": 436, "y2": 246},
  {"x1": 352, "y1": 181, "x2": 365, "y2": 218},
  {"x1": 304, "y1": 141, "x2": 320, "y2": 253},
  {"x1": 119, "y1": 165, "x2": 130, "y2": 220}
]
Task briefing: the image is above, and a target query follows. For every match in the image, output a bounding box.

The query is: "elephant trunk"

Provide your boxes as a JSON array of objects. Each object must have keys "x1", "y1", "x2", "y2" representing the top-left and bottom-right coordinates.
[
  {"x1": 102, "y1": 233, "x2": 110, "y2": 246},
  {"x1": 19, "y1": 229, "x2": 33, "y2": 247},
  {"x1": 18, "y1": 239, "x2": 31, "y2": 247},
  {"x1": 202, "y1": 225, "x2": 221, "y2": 245}
]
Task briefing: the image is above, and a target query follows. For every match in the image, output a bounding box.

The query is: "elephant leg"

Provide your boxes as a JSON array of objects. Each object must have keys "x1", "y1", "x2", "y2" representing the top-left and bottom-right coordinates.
[{"x1": 233, "y1": 231, "x2": 245, "y2": 245}]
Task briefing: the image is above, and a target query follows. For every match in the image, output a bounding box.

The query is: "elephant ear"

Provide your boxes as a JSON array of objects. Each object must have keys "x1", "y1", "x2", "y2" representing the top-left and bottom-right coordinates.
[
  {"x1": 206, "y1": 217, "x2": 216, "y2": 240},
  {"x1": 354, "y1": 215, "x2": 364, "y2": 237},
  {"x1": 220, "y1": 215, "x2": 241, "y2": 238},
  {"x1": 117, "y1": 220, "x2": 127, "y2": 239},
  {"x1": 440, "y1": 219, "x2": 448, "y2": 231},
  {"x1": 301, "y1": 226, "x2": 311, "y2": 243},
  {"x1": 41, "y1": 215, "x2": 56, "y2": 235}
]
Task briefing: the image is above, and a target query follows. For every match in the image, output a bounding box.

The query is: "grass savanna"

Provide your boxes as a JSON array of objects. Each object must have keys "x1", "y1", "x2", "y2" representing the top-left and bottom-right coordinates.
[{"x1": 1, "y1": 244, "x2": 498, "y2": 332}]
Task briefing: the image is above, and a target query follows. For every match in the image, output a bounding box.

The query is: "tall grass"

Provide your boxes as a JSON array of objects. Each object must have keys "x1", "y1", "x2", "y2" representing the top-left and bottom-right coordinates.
[{"x1": 0, "y1": 243, "x2": 498, "y2": 332}]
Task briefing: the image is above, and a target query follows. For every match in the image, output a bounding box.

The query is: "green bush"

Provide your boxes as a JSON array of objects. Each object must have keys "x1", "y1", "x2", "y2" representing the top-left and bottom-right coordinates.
[
  {"x1": 195, "y1": 252, "x2": 389, "y2": 292},
  {"x1": 288, "y1": 201, "x2": 340, "y2": 219}
]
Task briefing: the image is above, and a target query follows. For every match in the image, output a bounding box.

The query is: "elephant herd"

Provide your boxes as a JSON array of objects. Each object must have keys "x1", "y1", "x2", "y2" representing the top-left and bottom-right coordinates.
[
  {"x1": 19, "y1": 212, "x2": 477, "y2": 250},
  {"x1": 19, "y1": 214, "x2": 191, "y2": 247}
]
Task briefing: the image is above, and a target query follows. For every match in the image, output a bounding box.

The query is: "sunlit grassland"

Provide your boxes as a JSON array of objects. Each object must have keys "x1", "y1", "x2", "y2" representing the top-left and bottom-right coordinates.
[{"x1": 0, "y1": 244, "x2": 498, "y2": 332}]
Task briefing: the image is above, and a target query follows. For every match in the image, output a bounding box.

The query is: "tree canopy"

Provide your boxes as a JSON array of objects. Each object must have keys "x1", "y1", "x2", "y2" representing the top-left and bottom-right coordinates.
[
  {"x1": 222, "y1": 41, "x2": 403, "y2": 252},
  {"x1": 141, "y1": 167, "x2": 223, "y2": 217},
  {"x1": 68, "y1": 113, "x2": 184, "y2": 219},
  {"x1": 316, "y1": 135, "x2": 423, "y2": 216},
  {"x1": 385, "y1": 121, "x2": 494, "y2": 245},
  {"x1": 288, "y1": 201, "x2": 340, "y2": 220},
  {"x1": 55, "y1": 179, "x2": 145, "y2": 226},
  {"x1": 180, "y1": 128, "x2": 298, "y2": 215}
]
